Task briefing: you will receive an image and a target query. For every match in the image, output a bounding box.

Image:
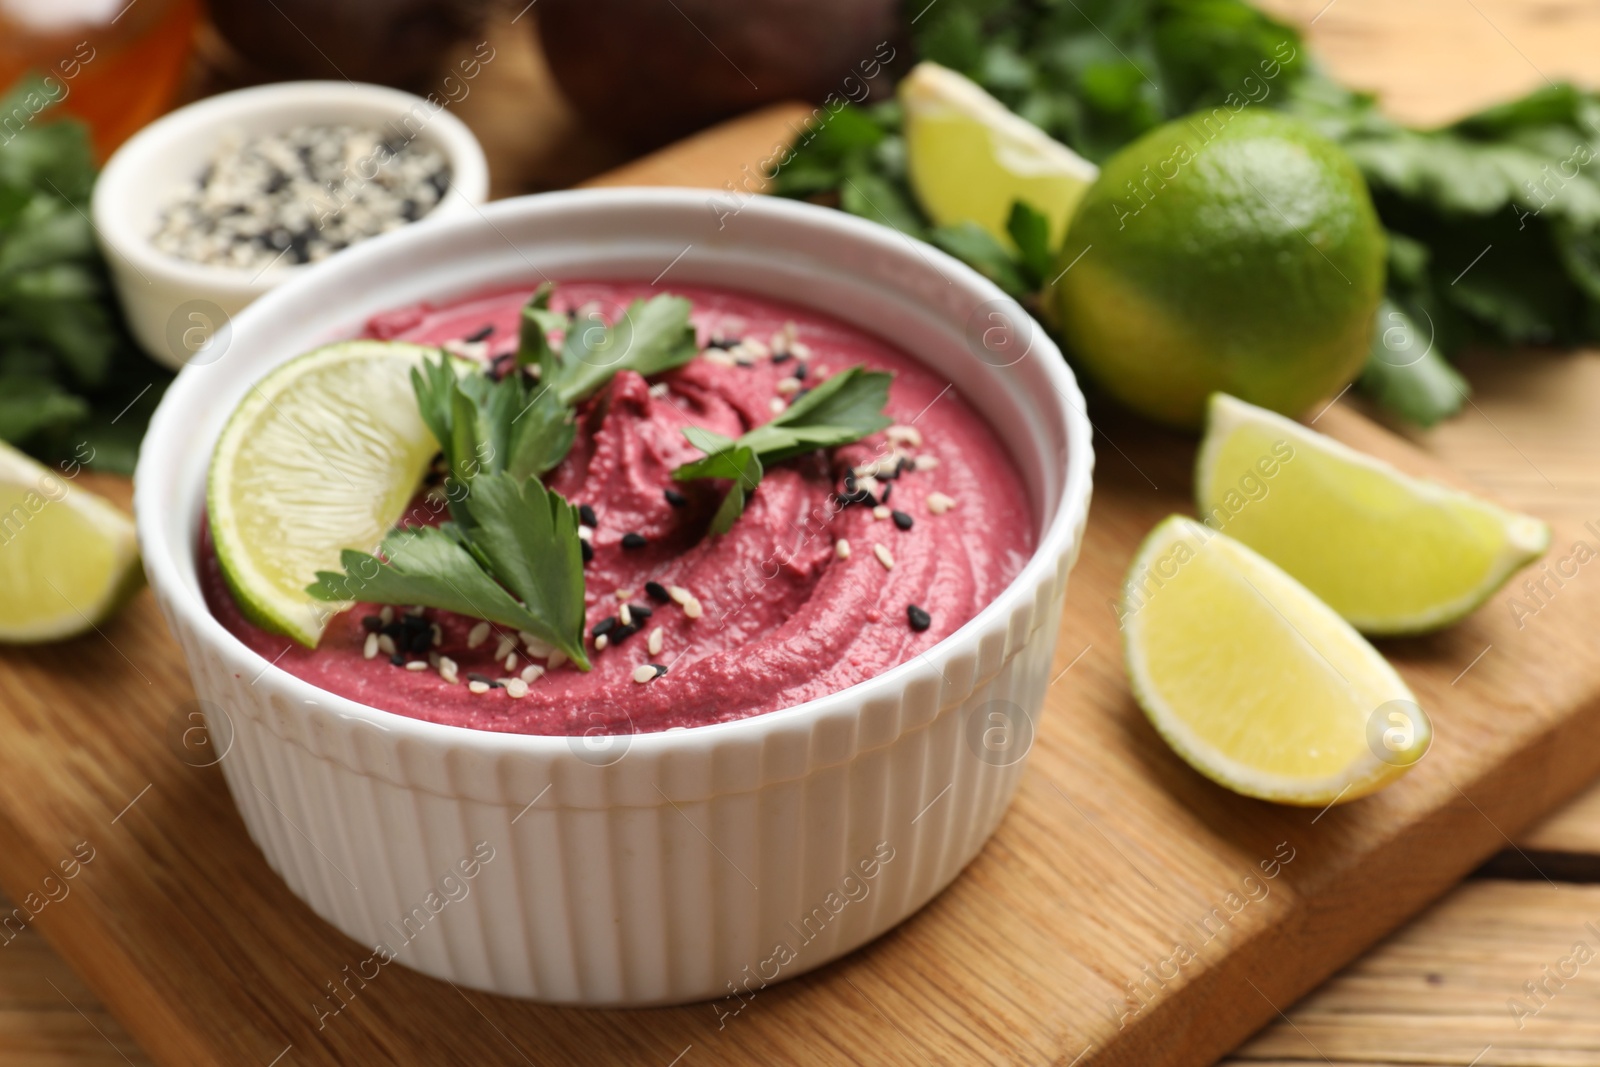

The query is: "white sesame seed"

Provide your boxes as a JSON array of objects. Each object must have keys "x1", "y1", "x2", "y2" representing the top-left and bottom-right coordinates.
[
  {"x1": 376, "y1": 634, "x2": 397, "y2": 656},
  {"x1": 703, "y1": 349, "x2": 736, "y2": 367},
  {"x1": 743, "y1": 337, "x2": 770, "y2": 359},
  {"x1": 615, "y1": 588, "x2": 633, "y2": 601},
  {"x1": 873, "y1": 543, "x2": 895, "y2": 570},
  {"x1": 776, "y1": 377, "x2": 802, "y2": 395},
  {"x1": 769, "y1": 397, "x2": 786, "y2": 414},
  {"x1": 836, "y1": 539, "x2": 851, "y2": 560},
  {"x1": 914, "y1": 455, "x2": 939, "y2": 471},
  {"x1": 790, "y1": 340, "x2": 812, "y2": 360},
  {"x1": 633, "y1": 664, "x2": 658, "y2": 684},
  {"x1": 667, "y1": 585, "x2": 692, "y2": 606},
  {"x1": 619, "y1": 604, "x2": 632, "y2": 627},
  {"x1": 439, "y1": 656, "x2": 460, "y2": 684},
  {"x1": 577, "y1": 525, "x2": 593, "y2": 542},
  {"x1": 379, "y1": 606, "x2": 394, "y2": 625},
  {"x1": 520, "y1": 664, "x2": 545, "y2": 684},
  {"x1": 769, "y1": 331, "x2": 789, "y2": 357},
  {"x1": 430, "y1": 623, "x2": 443, "y2": 647},
  {"x1": 595, "y1": 634, "x2": 609, "y2": 651},
  {"x1": 648, "y1": 382, "x2": 670, "y2": 398},
  {"x1": 467, "y1": 621, "x2": 490, "y2": 649},
  {"x1": 494, "y1": 635, "x2": 516, "y2": 661},
  {"x1": 468, "y1": 680, "x2": 490, "y2": 695},
  {"x1": 504, "y1": 677, "x2": 529, "y2": 699},
  {"x1": 858, "y1": 475, "x2": 881, "y2": 495},
  {"x1": 548, "y1": 649, "x2": 568, "y2": 670},
  {"x1": 886, "y1": 424, "x2": 923, "y2": 448},
  {"x1": 504, "y1": 653, "x2": 519, "y2": 672},
  {"x1": 522, "y1": 635, "x2": 553, "y2": 659},
  {"x1": 648, "y1": 626, "x2": 663, "y2": 656},
  {"x1": 428, "y1": 651, "x2": 441, "y2": 668},
  {"x1": 406, "y1": 605, "x2": 424, "y2": 616},
  {"x1": 683, "y1": 597, "x2": 703, "y2": 620},
  {"x1": 927, "y1": 491, "x2": 957, "y2": 515},
  {"x1": 872, "y1": 505, "x2": 890, "y2": 520},
  {"x1": 362, "y1": 632, "x2": 379, "y2": 660},
  {"x1": 405, "y1": 660, "x2": 429, "y2": 671}
]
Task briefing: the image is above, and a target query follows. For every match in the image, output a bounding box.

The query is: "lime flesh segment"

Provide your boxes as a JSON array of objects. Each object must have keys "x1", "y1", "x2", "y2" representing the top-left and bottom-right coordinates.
[
  {"x1": 1196, "y1": 393, "x2": 1550, "y2": 635},
  {"x1": 900, "y1": 61, "x2": 1098, "y2": 249},
  {"x1": 1123, "y1": 516, "x2": 1426, "y2": 806},
  {"x1": 207, "y1": 341, "x2": 442, "y2": 647},
  {"x1": 0, "y1": 442, "x2": 141, "y2": 642}
]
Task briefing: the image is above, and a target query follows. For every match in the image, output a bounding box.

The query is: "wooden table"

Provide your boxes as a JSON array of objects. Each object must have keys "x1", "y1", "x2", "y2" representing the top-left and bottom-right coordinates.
[{"x1": 10, "y1": 0, "x2": 1600, "y2": 1063}]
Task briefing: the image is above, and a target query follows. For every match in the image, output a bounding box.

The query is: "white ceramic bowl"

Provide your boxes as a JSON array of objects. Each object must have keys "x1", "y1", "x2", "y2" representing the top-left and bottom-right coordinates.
[
  {"x1": 93, "y1": 81, "x2": 489, "y2": 370},
  {"x1": 134, "y1": 189, "x2": 1094, "y2": 1005}
]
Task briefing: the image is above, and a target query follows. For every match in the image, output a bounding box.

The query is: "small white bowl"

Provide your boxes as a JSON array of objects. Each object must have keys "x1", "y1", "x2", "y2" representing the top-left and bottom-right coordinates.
[
  {"x1": 135, "y1": 189, "x2": 1094, "y2": 1005},
  {"x1": 92, "y1": 81, "x2": 489, "y2": 370}
]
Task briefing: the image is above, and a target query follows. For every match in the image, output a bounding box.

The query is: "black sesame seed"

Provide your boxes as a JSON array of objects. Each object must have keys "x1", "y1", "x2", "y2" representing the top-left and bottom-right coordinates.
[
  {"x1": 579, "y1": 504, "x2": 598, "y2": 527},
  {"x1": 612, "y1": 622, "x2": 640, "y2": 642},
  {"x1": 466, "y1": 672, "x2": 501, "y2": 687},
  {"x1": 581, "y1": 540, "x2": 594, "y2": 564},
  {"x1": 896, "y1": 456, "x2": 912, "y2": 477},
  {"x1": 771, "y1": 350, "x2": 794, "y2": 364},
  {"x1": 465, "y1": 323, "x2": 495, "y2": 343},
  {"x1": 645, "y1": 581, "x2": 671, "y2": 603},
  {"x1": 663, "y1": 487, "x2": 687, "y2": 507},
  {"x1": 844, "y1": 472, "x2": 857, "y2": 493},
  {"x1": 592, "y1": 616, "x2": 618, "y2": 638},
  {"x1": 651, "y1": 663, "x2": 669, "y2": 678},
  {"x1": 792, "y1": 387, "x2": 810, "y2": 401},
  {"x1": 706, "y1": 337, "x2": 741, "y2": 350},
  {"x1": 389, "y1": 653, "x2": 407, "y2": 666},
  {"x1": 793, "y1": 362, "x2": 808, "y2": 380},
  {"x1": 381, "y1": 621, "x2": 405, "y2": 639},
  {"x1": 628, "y1": 603, "x2": 653, "y2": 619},
  {"x1": 361, "y1": 615, "x2": 383, "y2": 633},
  {"x1": 892, "y1": 510, "x2": 914, "y2": 531},
  {"x1": 907, "y1": 605, "x2": 932, "y2": 632},
  {"x1": 621, "y1": 532, "x2": 648, "y2": 550},
  {"x1": 880, "y1": 483, "x2": 893, "y2": 503},
  {"x1": 407, "y1": 629, "x2": 433, "y2": 653}
]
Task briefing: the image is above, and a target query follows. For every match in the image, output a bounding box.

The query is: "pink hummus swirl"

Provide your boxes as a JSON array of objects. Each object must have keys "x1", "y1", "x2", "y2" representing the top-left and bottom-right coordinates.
[{"x1": 201, "y1": 282, "x2": 1036, "y2": 735}]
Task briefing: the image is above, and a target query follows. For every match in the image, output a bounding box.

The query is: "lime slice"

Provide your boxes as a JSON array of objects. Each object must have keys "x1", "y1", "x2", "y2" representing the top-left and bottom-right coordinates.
[
  {"x1": 1123, "y1": 516, "x2": 1427, "y2": 806},
  {"x1": 0, "y1": 442, "x2": 141, "y2": 642},
  {"x1": 208, "y1": 341, "x2": 442, "y2": 646},
  {"x1": 900, "y1": 61, "x2": 1098, "y2": 248},
  {"x1": 1196, "y1": 393, "x2": 1550, "y2": 635}
]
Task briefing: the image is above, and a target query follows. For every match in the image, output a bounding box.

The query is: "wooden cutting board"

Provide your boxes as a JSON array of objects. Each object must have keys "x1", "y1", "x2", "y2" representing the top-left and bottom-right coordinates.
[{"x1": 5, "y1": 109, "x2": 1600, "y2": 1067}]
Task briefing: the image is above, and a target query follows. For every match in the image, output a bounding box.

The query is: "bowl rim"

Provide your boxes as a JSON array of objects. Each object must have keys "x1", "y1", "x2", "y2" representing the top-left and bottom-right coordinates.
[
  {"x1": 91, "y1": 80, "x2": 490, "y2": 297},
  {"x1": 135, "y1": 187, "x2": 1095, "y2": 758}
]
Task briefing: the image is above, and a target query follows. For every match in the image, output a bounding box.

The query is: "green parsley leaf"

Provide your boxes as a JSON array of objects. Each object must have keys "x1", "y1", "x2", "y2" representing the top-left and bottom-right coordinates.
[
  {"x1": 674, "y1": 365, "x2": 893, "y2": 532},
  {"x1": 451, "y1": 472, "x2": 590, "y2": 666},
  {"x1": 1006, "y1": 200, "x2": 1055, "y2": 285},
  {"x1": 307, "y1": 524, "x2": 563, "y2": 642},
  {"x1": 519, "y1": 291, "x2": 699, "y2": 406}
]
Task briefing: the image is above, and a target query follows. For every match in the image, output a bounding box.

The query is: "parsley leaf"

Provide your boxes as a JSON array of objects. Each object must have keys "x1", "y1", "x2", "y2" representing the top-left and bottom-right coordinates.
[
  {"x1": 519, "y1": 289, "x2": 699, "y2": 406},
  {"x1": 307, "y1": 524, "x2": 563, "y2": 642},
  {"x1": 675, "y1": 365, "x2": 893, "y2": 533}
]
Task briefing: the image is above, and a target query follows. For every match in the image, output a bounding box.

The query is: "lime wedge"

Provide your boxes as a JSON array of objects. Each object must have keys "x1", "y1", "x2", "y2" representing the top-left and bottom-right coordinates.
[
  {"x1": 900, "y1": 61, "x2": 1099, "y2": 248},
  {"x1": 1123, "y1": 516, "x2": 1427, "y2": 806},
  {"x1": 208, "y1": 341, "x2": 441, "y2": 647},
  {"x1": 0, "y1": 442, "x2": 141, "y2": 642},
  {"x1": 1195, "y1": 393, "x2": 1550, "y2": 635}
]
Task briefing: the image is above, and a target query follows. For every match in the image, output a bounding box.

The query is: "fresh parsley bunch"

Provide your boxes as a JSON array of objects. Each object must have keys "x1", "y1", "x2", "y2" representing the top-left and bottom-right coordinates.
[{"x1": 0, "y1": 78, "x2": 169, "y2": 472}]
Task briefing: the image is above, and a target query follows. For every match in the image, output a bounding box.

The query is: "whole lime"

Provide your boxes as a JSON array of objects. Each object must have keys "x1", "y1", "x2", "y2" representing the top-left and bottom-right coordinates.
[{"x1": 1049, "y1": 109, "x2": 1385, "y2": 429}]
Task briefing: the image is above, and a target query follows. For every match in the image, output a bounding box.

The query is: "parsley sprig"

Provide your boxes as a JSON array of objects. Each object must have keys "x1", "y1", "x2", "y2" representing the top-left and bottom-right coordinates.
[
  {"x1": 673, "y1": 365, "x2": 894, "y2": 534},
  {"x1": 305, "y1": 287, "x2": 699, "y2": 665}
]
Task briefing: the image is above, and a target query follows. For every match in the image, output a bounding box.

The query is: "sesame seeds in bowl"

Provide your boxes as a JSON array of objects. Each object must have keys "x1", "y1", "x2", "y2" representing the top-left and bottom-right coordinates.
[{"x1": 93, "y1": 82, "x2": 488, "y2": 371}]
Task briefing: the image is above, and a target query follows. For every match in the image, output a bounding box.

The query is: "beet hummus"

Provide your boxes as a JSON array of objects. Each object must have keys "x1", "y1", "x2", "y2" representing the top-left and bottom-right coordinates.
[{"x1": 202, "y1": 282, "x2": 1035, "y2": 735}]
